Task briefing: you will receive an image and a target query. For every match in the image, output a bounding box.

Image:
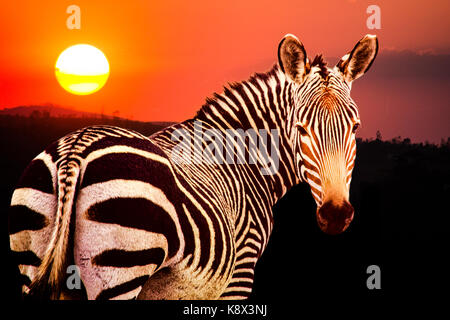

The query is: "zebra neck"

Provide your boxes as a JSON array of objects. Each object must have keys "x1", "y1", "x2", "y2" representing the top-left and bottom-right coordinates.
[{"x1": 189, "y1": 65, "x2": 299, "y2": 205}]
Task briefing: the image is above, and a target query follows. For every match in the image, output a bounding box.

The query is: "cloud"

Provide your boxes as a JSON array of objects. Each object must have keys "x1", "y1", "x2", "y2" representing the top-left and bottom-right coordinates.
[
  {"x1": 367, "y1": 49, "x2": 450, "y2": 79},
  {"x1": 325, "y1": 49, "x2": 450, "y2": 80}
]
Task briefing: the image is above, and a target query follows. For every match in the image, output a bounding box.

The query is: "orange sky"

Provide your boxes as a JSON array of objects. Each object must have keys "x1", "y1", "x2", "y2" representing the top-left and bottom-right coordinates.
[{"x1": 0, "y1": 0, "x2": 449, "y2": 141}]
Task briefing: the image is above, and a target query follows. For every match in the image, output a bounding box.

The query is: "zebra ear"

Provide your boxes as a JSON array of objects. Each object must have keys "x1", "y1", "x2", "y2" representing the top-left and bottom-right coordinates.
[
  {"x1": 278, "y1": 34, "x2": 308, "y2": 83},
  {"x1": 337, "y1": 34, "x2": 378, "y2": 83}
]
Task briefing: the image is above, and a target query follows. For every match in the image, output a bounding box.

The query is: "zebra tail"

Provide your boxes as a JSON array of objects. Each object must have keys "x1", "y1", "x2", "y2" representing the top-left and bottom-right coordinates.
[{"x1": 29, "y1": 158, "x2": 80, "y2": 299}]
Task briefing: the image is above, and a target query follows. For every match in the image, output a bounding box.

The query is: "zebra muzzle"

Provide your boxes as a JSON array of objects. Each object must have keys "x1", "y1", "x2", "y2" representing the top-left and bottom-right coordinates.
[{"x1": 316, "y1": 200, "x2": 354, "y2": 235}]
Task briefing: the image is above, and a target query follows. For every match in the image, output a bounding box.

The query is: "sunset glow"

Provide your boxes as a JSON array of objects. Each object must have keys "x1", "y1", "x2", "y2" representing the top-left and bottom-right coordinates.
[
  {"x1": 55, "y1": 44, "x2": 109, "y2": 95},
  {"x1": 0, "y1": 0, "x2": 449, "y2": 142}
]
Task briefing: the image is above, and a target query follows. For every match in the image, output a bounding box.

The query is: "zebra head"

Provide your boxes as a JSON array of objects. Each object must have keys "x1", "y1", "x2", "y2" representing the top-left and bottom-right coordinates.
[{"x1": 278, "y1": 34, "x2": 378, "y2": 235}]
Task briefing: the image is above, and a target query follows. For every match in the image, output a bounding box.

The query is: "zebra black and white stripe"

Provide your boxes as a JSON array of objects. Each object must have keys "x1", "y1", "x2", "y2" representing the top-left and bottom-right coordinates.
[{"x1": 8, "y1": 34, "x2": 378, "y2": 299}]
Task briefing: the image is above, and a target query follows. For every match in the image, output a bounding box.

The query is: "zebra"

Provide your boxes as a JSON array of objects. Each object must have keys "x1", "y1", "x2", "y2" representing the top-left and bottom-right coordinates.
[{"x1": 8, "y1": 34, "x2": 378, "y2": 300}]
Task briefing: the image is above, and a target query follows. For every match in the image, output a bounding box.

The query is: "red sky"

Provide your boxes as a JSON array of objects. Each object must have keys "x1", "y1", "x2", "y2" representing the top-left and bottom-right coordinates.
[{"x1": 0, "y1": 0, "x2": 449, "y2": 142}]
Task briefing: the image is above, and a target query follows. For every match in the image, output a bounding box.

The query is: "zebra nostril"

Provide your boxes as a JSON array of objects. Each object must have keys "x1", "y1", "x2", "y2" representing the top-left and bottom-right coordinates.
[
  {"x1": 345, "y1": 211, "x2": 355, "y2": 226},
  {"x1": 345, "y1": 217, "x2": 352, "y2": 226}
]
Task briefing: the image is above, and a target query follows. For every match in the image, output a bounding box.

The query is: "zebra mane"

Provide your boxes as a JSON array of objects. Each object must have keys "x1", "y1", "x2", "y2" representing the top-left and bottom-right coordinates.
[
  {"x1": 195, "y1": 55, "x2": 329, "y2": 119},
  {"x1": 309, "y1": 54, "x2": 329, "y2": 78},
  {"x1": 195, "y1": 64, "x2": 281, "y2": 119}
]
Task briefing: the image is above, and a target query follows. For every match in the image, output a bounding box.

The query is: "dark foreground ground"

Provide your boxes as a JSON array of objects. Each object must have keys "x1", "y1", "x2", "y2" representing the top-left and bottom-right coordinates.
[{"x1": 2, "y1": 115, "x2": 448, "y2": 311}]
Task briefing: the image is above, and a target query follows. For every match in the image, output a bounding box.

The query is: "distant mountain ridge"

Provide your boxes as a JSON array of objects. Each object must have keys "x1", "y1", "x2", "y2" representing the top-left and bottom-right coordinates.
[
  {"x1": 0, "y1": 105, "x2": 175, "y2": 127},
  {"x1": 0, "y1": 105, "x2": 106, "y2": 118}
]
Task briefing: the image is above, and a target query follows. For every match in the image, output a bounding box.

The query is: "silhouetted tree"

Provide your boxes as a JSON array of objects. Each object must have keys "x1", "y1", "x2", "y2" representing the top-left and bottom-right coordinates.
[
  {"x1": 391, "y1": 136, "x2": 402, "y2": 144},
  {"x1": 376, "y1": 130, "x2": 382, "y2": 141},
  {"x1": 29, "y1": 110, "x2": 41, "y2": 118}
]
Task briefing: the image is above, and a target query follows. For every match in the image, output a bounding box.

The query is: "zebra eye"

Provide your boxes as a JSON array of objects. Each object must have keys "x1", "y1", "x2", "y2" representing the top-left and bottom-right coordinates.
[
  {"x1": 352, "y1": 123, "x2": 360, "y2": 133},
  {"x1": 296, "y1": 124, "x2": 308, "y2": 136}
]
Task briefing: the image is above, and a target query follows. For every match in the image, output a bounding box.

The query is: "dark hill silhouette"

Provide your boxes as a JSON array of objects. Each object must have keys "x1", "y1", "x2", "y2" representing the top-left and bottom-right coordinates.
[
  {"x1": 0, "y1": 105, "x2": 175, "y2": 128},
  {"x1": 2, "y1": 114, "x2": 448, "y2": 302},
  {"x1": 0, "y1": 105, "x2": 105, "y2": 118}
]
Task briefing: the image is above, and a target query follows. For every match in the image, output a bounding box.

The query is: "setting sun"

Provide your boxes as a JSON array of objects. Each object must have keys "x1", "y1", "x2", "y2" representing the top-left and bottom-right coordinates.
[{"x1": 55, "y1": 44, "x2": 109, "y2": 95}]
